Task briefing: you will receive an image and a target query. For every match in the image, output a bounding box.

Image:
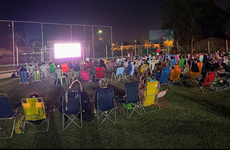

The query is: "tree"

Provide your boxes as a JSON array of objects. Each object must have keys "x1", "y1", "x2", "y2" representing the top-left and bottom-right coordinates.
[
  {"x1": 14, "y1": 29, "x2": 41, "y2": 62},
  {"x1": 160, "y1": 0, "x2": 228, "y2": 45},
  {"x1": 122, "y1": 41, "x2": 130, "y2": 46}
]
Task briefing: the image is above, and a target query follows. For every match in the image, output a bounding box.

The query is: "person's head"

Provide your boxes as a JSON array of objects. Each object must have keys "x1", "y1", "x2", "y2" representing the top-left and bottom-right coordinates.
[
  {"x1": 186, "y1": 61, "x2": 191, "y2": 66},
  {"x1": 69, "y1": 80, "x2": 82, "y2": 91},
  {"x1": 221, "y1": 62, "x2": 227, "y2": 67},
  {"x1": 30, "y1": 93, "x2": 40, "y2": 98},
  {"x1": 99, "y1": 78, "x2": 108, "y2": 88}
]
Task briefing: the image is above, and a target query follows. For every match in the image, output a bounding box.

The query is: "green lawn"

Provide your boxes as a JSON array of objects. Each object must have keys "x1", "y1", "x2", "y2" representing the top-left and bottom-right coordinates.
[{"x1": 0, "y1": 73, "x2": 230, "y2": 149}]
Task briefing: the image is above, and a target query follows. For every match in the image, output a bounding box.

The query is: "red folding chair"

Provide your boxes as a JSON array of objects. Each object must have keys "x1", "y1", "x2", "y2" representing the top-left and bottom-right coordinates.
[
  {"x1": 95, "y1": 67, "x2": 105, "y2": 82},
  {"x1": 80, "y1": 70, "x2": 92, "y2": 82},
  {"x1": 61, "y1": 63, "x2": 69, "y2": 73},
  {"x1": 196, "y1": 71, "x2": 216, "y2": 93},
  {"x1": 87, "y1": 61, "x2": 93, "y2": 69}
]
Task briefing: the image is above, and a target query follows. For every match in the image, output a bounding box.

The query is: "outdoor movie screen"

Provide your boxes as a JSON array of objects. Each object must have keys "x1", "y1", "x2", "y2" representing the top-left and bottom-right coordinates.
[{"x1": 54, "y1": 43, "x2": 81, "y2": 59}]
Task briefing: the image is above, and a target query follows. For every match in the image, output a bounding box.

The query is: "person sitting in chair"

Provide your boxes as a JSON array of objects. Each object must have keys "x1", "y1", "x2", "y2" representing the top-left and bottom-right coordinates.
[
  {"x1": 59, "y1": 80, "x2": 94, "y2": 122},
  {"x1": 140, "y1": 60, "x2": 149, "y2": 77},
  {"x1": 180, "y1": 61, "x2": 191, "y2": 83},
  {"x1": 92, "y1": 78, "x2": 109, "y2": 115}
]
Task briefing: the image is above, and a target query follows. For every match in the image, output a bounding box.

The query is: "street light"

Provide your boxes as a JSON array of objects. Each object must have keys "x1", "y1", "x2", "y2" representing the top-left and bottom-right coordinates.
[{"x1": 98, "y1": 30, "x2": 102, "y2": 34}]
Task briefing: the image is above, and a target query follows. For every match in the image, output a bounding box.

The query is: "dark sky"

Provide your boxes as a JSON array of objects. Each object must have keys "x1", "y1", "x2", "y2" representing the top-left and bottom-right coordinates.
[{"x1": 0, "y1": 0, "x2": 228, "y2": 44}]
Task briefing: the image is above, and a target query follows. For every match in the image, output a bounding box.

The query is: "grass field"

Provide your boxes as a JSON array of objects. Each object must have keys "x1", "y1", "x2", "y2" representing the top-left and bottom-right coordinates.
[{"x1": 0, "y1": 70, "x2": 230, "y2": 149}]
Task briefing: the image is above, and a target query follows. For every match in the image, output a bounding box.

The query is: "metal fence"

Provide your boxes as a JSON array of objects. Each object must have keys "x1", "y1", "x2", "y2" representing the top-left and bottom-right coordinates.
[{"x1": 0, "y1": 19, "x2": 113, "y2": 67}]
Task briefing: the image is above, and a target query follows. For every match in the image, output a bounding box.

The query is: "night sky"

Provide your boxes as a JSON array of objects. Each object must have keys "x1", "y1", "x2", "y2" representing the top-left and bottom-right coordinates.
[{"x1": 0, "y1": 0, "x2": 228, "y2": 44}]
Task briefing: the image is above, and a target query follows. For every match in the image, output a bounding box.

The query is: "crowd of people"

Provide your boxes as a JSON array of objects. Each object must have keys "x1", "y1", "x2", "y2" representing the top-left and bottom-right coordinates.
[{"x1": 12, "y1": 49, "x2": 230, "y2": 121}]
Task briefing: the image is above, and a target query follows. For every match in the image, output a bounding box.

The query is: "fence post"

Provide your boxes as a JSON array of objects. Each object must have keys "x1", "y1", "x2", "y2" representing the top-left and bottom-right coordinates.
[
  {"x1": 106, "y1": 45, "x2": 108, "y2": 60},
  {"x1": 16, "y1": 47, "x2": 19, "y2": 67}
]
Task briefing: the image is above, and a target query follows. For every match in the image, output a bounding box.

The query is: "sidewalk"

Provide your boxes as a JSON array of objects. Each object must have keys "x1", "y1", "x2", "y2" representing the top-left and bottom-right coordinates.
[{"x1": 0, "y1": 67, "x2": 16, "y2": 71}]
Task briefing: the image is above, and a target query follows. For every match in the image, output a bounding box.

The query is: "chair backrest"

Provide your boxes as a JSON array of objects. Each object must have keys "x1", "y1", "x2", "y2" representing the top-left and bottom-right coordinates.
[
  {"x1": 159, "y1": 67, "x2": 171, "y2": 84},
  {"x1": 97, "y1": 87, "x2": 114, "y2": 112},
  {"x1": 66, "y1": 70, "x2": 74, "y2": 78},
  {"x1": 104, "y1": 59, "x2": 107, "y2": 65},
  {"x1": 174, "y1": 65, "x2": 179, "y2": 70},
  {"x1": 61, "y1": 63, "x2": 69, "y2": 73},
  {"x1": 170, "y1": 67, "x2": 180, "y2": 83},
  {"x1": 87, "y1": 61, "x2": 93, "y2": 69},
  {"x1": 20, "y1": 71, "x2": 28, "y2": 83},
  {"x1": 62, "y1": 90, "x2": 81, "y2": 114},
  {"x1": 21, "y1": 97, "x2": 46, "y2": 121},
  {"x1": 33, "y1": 70, "x2": 41, "y2": 81},
  {"x1": 195, "y1": 62, "x2": 203, "y2": 77},
  {"x1": 202, "y1": 71, "x2": 216, "y2": 87},
  {"x1": 116, "y1": 67, "x2": 124, "y2": 76},
  {"x1": 0, "y1": 93, "x2": 14, "y2": 118},
  {"x1": 49, "y1": 64, "x2": 56, "y2": 73},
  {"x1": 171, "y1": 59, "x2": 177, "y2": 67},
  {"x1": 179, "y1": 59, "x2": 185, "y2": 68},
  {"x1": 125, "y1": 82, "x2": 139, "y2": 103},
  {"x1": 95, "y1": 67, "x2": 105, "y2": 78},
  {"x1": 80, "y1": 70, "x2": 91, "y2": 81},
  {"x1": 150, "y1": 62, "x2": 156, "y2": 71},
  {"x1": 56, "y1": 69, "x2": 64, "y2": 78},
  {"x1": 130, "y1": 65, "x2": 135, "y2": 76},
  {"x1": 143, "y1": 81, "x2": 159, "y2": 106}
]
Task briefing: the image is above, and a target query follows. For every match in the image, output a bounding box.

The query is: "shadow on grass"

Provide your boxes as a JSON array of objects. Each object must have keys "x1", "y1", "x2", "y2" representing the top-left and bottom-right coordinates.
[
  {"x1": 35, "y1": 111, "x2": 63, "y2": 149},
  {"x1": 175, "y1": 92, "x2": 230, "y2": 118}
]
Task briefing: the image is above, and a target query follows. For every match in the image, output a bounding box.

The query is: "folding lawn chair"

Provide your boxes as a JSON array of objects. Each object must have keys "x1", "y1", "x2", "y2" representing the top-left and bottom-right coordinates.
[
  {"x1": 111, "y1": 67, "x2": 125, "y2": 83},
  {"x1": 21, "y1": 97, "x2": 50, "y2": 133},
  {"x1": 66, "y1": 70, "x2": 75, "y2": 85},
  {"x1": 61, "y1": 90, "x2": 82, "y2": 130},
  {"x1": 0, "y1": 93, "x2": 17, "y2": 139},
  {"x1": 87, "y1": 61, "x2": 93, "y2": 69},
  {"x1": 61, "y1": 63, "x2": 69, "y2": 73},
  {"x1": 141, "y1": 81, "x2": 161, "y2": 113},
  {"x1": 33, "y1": 69, "x2": 42, "y2": 83},
  {"x1": 56, "y1": 69, "x2": 67, "y2": 85},
  {"x1": 149, "y1": 62, "x2": 157, "y2": 74},
  {"x1": 95, "y1": 67, "x2": 105, "y2": 82},
  {"x1": 116, "y1": 82, "x2": 142, "y2": 118},
  {"x1": 193, "y1": 62, "x2": 203, "y2": 78},
  {"x1": 19, "y1": 71, "x2": 29, "y2": 85},
  {"x1": 156, "y1": 67, "x2": 172, "y2": 90},
  {"x1": 80, "y1": 70, "x2": 92, "y2": 82},
  {"x1": 195, "y1": 71, "x2": 217, "y2": 93},
  {"x1": 95, "y1": 87, "x2": 116, "y2": 126},
  {"x1": 123, "y1": 65, "x2": 135, "y2": 81},
  {"x1": 179, "y1": 58, "x2": 185, "y2": 69},
  {"x1": 156, "y1": 89, "x2": 168, "y2": 107},
  {"x1": 170, "y1": 66, "x2": 184, "y2": 87},
  {"x1": 171, "y1": 59, "x2": 177, "y2": 67}
]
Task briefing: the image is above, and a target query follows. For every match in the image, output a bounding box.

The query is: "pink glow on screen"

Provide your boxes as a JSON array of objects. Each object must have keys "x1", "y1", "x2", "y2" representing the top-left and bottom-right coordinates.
[{"x1": 54, "y1": 43, "x2": 81, "y2": 58}]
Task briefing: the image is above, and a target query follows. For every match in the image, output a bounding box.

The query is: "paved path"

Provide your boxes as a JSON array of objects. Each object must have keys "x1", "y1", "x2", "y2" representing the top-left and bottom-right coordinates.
[{"x1": 0, "y1": 70, "x2": 15, "y2": 79}]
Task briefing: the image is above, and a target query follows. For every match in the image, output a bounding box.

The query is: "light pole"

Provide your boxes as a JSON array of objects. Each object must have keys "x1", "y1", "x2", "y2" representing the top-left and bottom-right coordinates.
[{"x1": 134, "y1": 40, "x2": 137, "y2": 56}]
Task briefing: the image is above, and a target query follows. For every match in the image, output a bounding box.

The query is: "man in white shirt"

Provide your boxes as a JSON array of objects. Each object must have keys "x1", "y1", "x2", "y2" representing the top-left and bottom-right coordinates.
[
  {"x1": 40, "y1": 62, "x2": 48, "y2": 78},
  {"x1": 128, "y1": 53, "x2": 130, "y2": 58}
]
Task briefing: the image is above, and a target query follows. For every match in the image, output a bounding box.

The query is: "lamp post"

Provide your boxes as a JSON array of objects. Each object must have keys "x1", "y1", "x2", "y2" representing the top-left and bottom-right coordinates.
[{"x1": 134, "y1": 40, "x2": 137, "y2": 56}]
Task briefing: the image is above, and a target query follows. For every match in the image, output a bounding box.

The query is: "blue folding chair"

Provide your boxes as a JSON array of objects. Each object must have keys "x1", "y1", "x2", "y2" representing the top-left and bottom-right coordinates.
[
  {"x1": 0, "y1": 93, "x2": 17, "y2": 139},
  {"x1": 171, "y1": 59, "x2": 177, "y2": 67},
  {"x1": 111, "y1": 67, "x2": 125, "y2": 83},
  {"x1": 116, "y1": 82, "x2": 142, "y2": 118},
  {"x1": 62, "y1": 90, "x2": 82, "y2": 130},
  {"x1": 19, "y1": 71, "x2": 29, "y2": 85},
  {"x1": 95, "y1": 87, "x2": 116, "y2": 126},
  {"x1": 156, "y1": 67, "x2": 172, "y2": 90}
]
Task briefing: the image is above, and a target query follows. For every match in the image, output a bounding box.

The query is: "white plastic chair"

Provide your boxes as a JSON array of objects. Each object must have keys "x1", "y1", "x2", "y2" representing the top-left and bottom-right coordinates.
[{"x1": 55, "y1": 69, "x2": 66, "y2": 85}]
